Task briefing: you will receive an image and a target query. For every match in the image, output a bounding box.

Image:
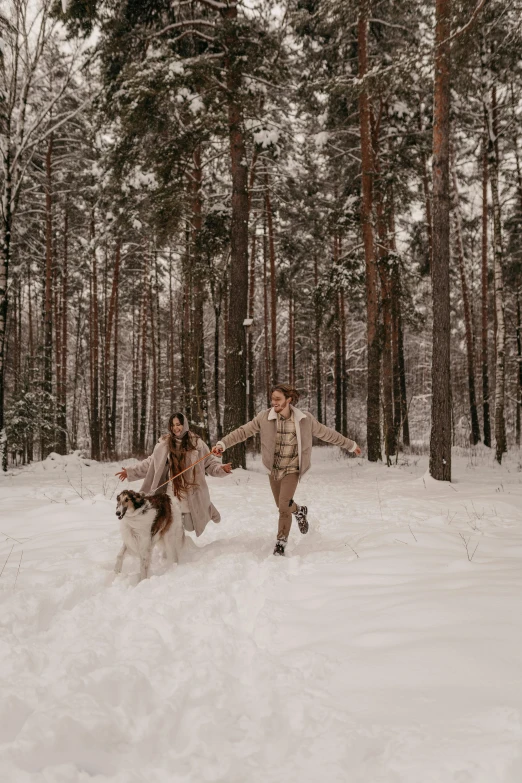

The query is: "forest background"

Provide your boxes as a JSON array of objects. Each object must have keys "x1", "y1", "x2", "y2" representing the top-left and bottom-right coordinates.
[{"x1": 1, "y1": 0, "x2": 521, "y2": 481}]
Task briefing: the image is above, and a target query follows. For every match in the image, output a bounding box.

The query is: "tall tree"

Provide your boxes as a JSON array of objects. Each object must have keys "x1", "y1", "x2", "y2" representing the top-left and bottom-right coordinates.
[{"x1": 430, "y1": 0, "x2": 452, "y2": 481}]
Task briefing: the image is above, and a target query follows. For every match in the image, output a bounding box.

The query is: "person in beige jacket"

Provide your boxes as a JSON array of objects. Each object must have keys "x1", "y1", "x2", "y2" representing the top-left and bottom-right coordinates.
[
  {"x1": 213, "y1": 384, "x2": 361, "y2": 556},
  {"x1": 116, "y1": 412, "x2": 232, "y2": 537}
]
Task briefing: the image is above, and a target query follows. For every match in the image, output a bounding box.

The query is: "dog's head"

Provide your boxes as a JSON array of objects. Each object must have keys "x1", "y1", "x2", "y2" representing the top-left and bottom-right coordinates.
[{"x1": 116, "y1": 490, "x2": 145, "y2": 519}]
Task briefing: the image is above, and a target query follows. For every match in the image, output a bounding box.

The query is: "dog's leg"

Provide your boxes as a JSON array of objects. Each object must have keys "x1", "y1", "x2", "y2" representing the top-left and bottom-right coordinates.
[
  {"x1": 138, "y1": 544, "x2": 152, "y2": 582},
  {"x1": 172, "y1": 526, "x2": 185, "y2": 564},
  {"x1": 114, "y1": 544, "x2": 127, "y2": 574}
]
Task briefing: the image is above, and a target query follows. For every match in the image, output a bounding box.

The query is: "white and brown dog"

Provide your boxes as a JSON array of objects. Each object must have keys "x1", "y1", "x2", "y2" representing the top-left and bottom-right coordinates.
[{"x1": 114, "y1": 490, "x2": 184, "y2": 582}]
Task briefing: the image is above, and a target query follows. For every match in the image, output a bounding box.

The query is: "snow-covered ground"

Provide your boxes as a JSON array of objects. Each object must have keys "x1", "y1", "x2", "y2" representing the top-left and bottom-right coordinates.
[{"x1": 1, "y1": 446, "x2": 522, "y2": 783}]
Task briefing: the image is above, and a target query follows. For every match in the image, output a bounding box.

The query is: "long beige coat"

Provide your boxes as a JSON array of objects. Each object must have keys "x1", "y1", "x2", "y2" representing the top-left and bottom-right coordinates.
[
  {"x1": 125, "y1": 436, "x2": 227, "y2": 537},
  {"x1": 219, "y1": 406, "x2": 357, "y2": 478}
]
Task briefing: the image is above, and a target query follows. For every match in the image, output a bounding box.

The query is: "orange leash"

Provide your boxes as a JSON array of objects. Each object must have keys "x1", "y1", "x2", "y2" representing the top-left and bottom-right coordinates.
[{"x1": 154, "y1": 453, "x2": 211, "y2": 492}]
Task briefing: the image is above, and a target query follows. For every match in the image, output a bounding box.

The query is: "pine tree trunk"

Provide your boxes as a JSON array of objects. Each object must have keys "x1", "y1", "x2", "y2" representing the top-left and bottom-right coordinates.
[
  {"x1": 111, "y1": 273, "x2": 119, "y2": 459},
  {"x1": 340, "y1": 288, "x2": 348, "y2": 437},
  {"x1": 248, "y1": 227, "x2": 257, "y2": 422},
  {"x1": 105, "y1": 239, "x2": 120, "y2": 458},
  {"x1": 481, "y1": 124, "x2": 491, "y2": 447},
  {"x1": 169, "y1": 254, "x2": 175, "y2": 413},
  {"x1": 90, "y1": 216, "x2": 101, "y2": 460},
  {"x1": 149, "y1": 273, "x2": 158, "y2": 446},
  {"x1": 44, "y1": 135, "x2": 54, "y2": 406},
  {"x1": 190, "y1": 145, "x2": 209, "y2": 441},
  {"x1": 487, "y1": 87, "x2": 507, "y2": 463},
  {"x1": 139, "y1": 257, "x2": 149, "y2": 456},
  {"x1": 263, "y1": 209, "x2": 271, "y2": 407},
  {"x1": 221, "y1": 3, "x2": 249, "y2": 468},
  {"x1": 56, "y1": 209, "x2": 68, "y2": 454},
  {"x1": 451, "y1": 163, "x2": 481, "y2": 445},
  {"x1": 358, "y1": 0, "x2": 381, "y2": 461},
  {"x1": 265, "y1": 170, "x2": 278, "y2": 385},
  {"x1": 314, "y1": 254, "x2": 322, "y2": 423},
  {"x1": 0, "y1": 158, "x2": 13, "y2": 470},
  {"x1": 511, "y1": 90, "x2": 522, "y2": 447},
  {"x1": 429, "y1": 0, "x2": 452, "y2": 481},
  {"x1": 419, "y1": 113, "x2": 434, "y2": 273}
]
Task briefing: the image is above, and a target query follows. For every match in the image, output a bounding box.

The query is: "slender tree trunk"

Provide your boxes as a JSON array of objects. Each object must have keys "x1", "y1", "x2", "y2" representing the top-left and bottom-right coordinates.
[
  {"x1": 481, "y1": 123, "x2": 491, "y2": 447},
  {"x1": 149, "y1": 272, "x2": 158, "y2": 446},
  {"x1": 169, "y1": 253, "x2": 175, "y2": 413},
  {"x1": 487, "y1": 87, "x2": 507, "y2": 463},
  {"x1": 214, "y1": 301, "x2": 223, "y2": 441},
  {"x1": 44, "y1": 135, "x2": 54, "y2": 406},
  {"x1": 451, "y1": 161, "x2": 481, "y2": 445},
  {"x1": 419, "y1": 113, "x2": 434, "y2": 273},
  {"x1": 221, "y1": 3, "x2": 249, "y2": 468},
  {"x1": 263, "y1": 208, "x2": 271, "y2": 406},
  {"x1": 314, "y1": 254, "x2": 322, "y2": 423},
  {"x1": 248, "y1": 227, "x2": 257, "y2": 422},
  {"x1": 265, "y1": 170, "x2": 278, "y2": 385},
  {"x1": 105, "y1": 239, "x2": 120, "y2": 458},
  {"x1": 511, "y1": 89, "x2": 522, "y2": 447},
  {"x1": 358, "y1": 0, "x2": 381, "y2": 461},
  {"x1": 90, "y1": 216, "x2": 101, "y2": 460},
  {"x1": 340, "y1": 288, "x2": 348, "y2": 437},
  {"x1": 139, "y1": 256, "x2": 149, "y2": 456},
  {"x1": 190, "y1": 144, "x2": 209, "y2": 441},
  {"x1": 56, "y1": 209, "x2": 68, "y2": 454},
  {"x1": 111, "y1": 273, "x2": 119, "y2": 459},
  {"x1": 429, "y1": 0, "x2": 452, "y2": 481},
  {"x1": 0, "y1": 161, "x2": 13, "y2": 470},
  {"x1": 288, "y1": 290, "x2": 295, "y2": 387}
]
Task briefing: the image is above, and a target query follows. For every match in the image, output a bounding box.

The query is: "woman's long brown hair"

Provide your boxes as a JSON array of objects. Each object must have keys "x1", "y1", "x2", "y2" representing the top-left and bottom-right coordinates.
[{"x1": 166, "y1": 412, "x2": 198, "y2": 499}]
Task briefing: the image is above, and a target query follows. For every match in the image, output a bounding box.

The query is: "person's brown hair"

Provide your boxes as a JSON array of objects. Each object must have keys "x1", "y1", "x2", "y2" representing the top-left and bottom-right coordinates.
[
  {"x1": 271, "y1": 384, "x2": 300, "y2": 405},
  {"x1": 166, "y1": 412, "x2": 198, "y2": 499}
]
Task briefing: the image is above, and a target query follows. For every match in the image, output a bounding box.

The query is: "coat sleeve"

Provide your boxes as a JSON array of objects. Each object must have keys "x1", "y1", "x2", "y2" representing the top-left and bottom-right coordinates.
[
  {"x1": 126, "y1": 453, "x2": 154, "y2": 482},
  {"x1": 309, "y1": 415, "x2": 357, "y2": 452},
  {"x1": 219, "y1": 414, "x2": 262, "y2": 451},
  {"x1": 200, "y1": 441, "x2": 229, "y2": 478}
]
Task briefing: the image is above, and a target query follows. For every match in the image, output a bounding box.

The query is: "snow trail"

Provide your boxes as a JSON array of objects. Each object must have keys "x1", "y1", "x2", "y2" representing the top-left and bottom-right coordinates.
[{"x1": 1, "y1": 447, "x2": 522, "y2": 782}]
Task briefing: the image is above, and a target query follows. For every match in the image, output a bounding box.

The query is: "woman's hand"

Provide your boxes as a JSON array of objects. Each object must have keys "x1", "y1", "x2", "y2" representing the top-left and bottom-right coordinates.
[
  {"x1": 115, "y1": 467, "x2": 128, "y2": 481},
  {"x1": 221, "y1": 463, "x2": 233, "y2": 474},
  {"x1": 353, "y1": 446, "x2": 362, "y2": 457}
]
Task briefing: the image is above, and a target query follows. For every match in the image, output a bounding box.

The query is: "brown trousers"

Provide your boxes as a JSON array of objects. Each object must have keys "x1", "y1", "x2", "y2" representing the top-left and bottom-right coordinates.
[{"x1": 269, "y1": 472, "x2": 299, "y2": 540}]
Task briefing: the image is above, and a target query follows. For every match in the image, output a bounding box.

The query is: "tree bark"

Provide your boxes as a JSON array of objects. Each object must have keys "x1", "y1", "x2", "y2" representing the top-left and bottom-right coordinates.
[
  {"x1": 56, "y1": 208, "x2": 68, "y2": 454},
  {"x1": 44, "y1": 135, "x2": 54, "y2": 418},
  {"x1": 222, "y1": 2, "x2": 249, "y2": 468},
  {"x1": 190, "y1": 144, "x2": 209, "y2": 441},
  {"x1": 263, "y1": 207, "x2": 271, "y2": 407},
  {"x1": 90, "y1": 215, "x2": 101, "y2": 461},
  {"x1": 314, "y1": 254, "x2": 322, "y2": 423},
  {"x1": 429, "y1": 0, "x2": 452, "y2": 481},
  {"x1": 105, "y1": 239, "x2": 120, "y2": 458},
  {"x1": 358, "y1": 0, "x2": 381, "y2": 461},
  {"x1": 265, "y1": 170, "x2": 278, "y2": 385},
  {"x1": 487, "y1": 86, "x2": 507, "y2": 463},
  {"x1": 481, "y1": 123, "x2": 491, "y2": 447},
  {"x1": 139, "y1": 256, "x2": 149, "y2": 456},
  {"x1": 451, "y1": 161, "x2": 481, "y2": 445}
]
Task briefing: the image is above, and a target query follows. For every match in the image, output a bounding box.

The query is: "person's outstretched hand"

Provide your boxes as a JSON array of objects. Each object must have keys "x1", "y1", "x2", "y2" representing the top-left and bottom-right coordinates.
[
  {"x1": 221, "y1": 463, "x2": 233, "y2": 474},
  {"x1": 353, "y1": 446, "x2": 362, "y2": 457},
  {"x1": 115, "y1": 467, "x2": 128, "y2": 481}
]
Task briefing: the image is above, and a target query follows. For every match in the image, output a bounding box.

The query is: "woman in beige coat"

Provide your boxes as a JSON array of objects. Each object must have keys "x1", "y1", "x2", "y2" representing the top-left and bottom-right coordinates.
[
  {"x1": 213, "y1": 384, "x2": 361, "y2": 556},
  {"x1": 116, "y1": 413, "x2": 232, "y2": 537}
]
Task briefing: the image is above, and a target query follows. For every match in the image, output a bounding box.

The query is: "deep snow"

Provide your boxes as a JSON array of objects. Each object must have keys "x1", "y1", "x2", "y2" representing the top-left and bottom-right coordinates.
[{"x1": 1, "y1": 446, "x2": 522, "y2": 782}]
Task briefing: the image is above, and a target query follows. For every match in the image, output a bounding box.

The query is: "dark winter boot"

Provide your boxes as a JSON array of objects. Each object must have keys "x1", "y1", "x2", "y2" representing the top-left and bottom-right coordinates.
[
  {"x1": 273, "y1": 538, "x2": 287, "y2": 556},
  {"x1": 294, "y1": 505, "x2": 309, "y2": 534}
]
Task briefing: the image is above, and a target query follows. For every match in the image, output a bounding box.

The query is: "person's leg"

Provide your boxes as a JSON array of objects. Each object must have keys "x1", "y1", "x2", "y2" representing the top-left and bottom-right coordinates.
[{"x1": 275, "y1": 473, "x2": 299, "y2": 540}]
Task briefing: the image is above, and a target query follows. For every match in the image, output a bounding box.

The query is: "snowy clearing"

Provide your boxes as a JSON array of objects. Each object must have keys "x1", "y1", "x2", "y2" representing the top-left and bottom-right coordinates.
[{"x1": 1, "y1": 447, "x2": 522, "y2": 782}]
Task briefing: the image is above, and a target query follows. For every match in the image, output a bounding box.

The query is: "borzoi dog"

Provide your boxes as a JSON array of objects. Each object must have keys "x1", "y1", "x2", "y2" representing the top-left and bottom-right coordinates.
[{"x1": 114, "y1": 490, "x2": 184, "y2": 582}]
